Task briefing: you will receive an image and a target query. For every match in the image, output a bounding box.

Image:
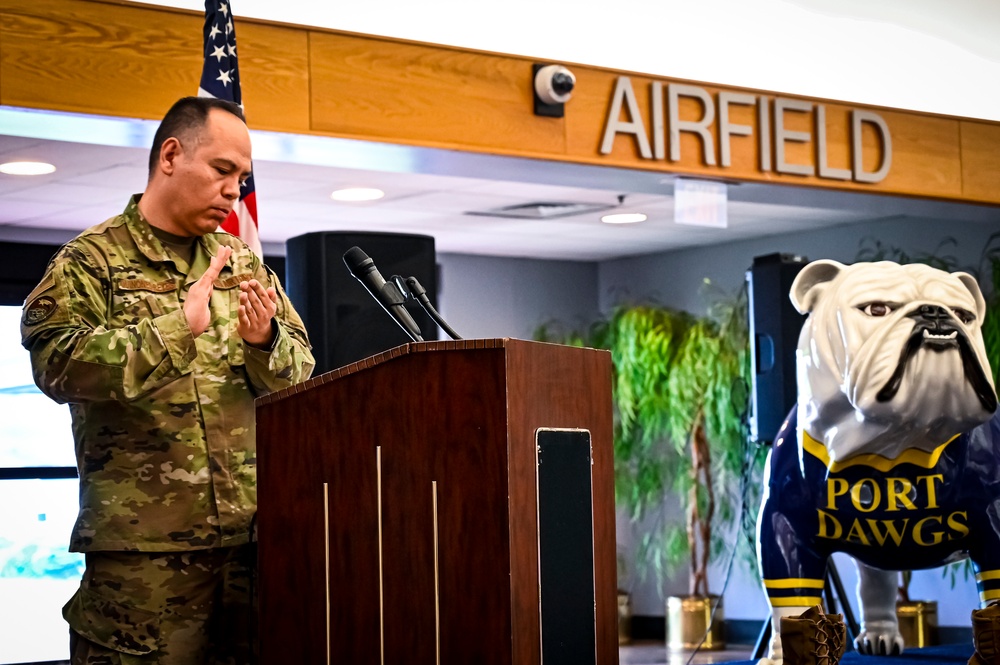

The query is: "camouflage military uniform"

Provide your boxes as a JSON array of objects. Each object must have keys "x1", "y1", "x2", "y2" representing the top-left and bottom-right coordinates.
[{"x1": 21, "y1": 196, "x2": 314, "y2": 663}]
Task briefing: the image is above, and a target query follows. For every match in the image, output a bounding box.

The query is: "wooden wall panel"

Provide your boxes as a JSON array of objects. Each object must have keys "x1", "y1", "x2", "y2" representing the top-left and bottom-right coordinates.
[
  {"x1": 308, "y1": 32, "x2": 567, "y2": 154},
  {"x1": 961, "y1": 120, "x2": 1000, "y2": 204},
  {"x1": 876, "y1": 110, "x2": 962, "y2": 198},
  {"x1": 0, "y1": 0, "x2": 202, "y2": 119},
  {"x1": 0, "y1": 0, "x2": 998, "y2": 207},
  {"x1": 0, "y1": 0, "x2": 310, "y2": 131}
]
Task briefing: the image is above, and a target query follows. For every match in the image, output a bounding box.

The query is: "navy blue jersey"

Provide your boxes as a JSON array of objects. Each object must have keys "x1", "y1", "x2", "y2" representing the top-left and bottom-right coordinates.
[{"x1": 758, "y1": 406, "x2": 1000, "y2": 607}]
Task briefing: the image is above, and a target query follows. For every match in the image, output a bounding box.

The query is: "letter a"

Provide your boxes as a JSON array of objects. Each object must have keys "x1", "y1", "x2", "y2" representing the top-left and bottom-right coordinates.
[
  {"x1": 600, "y1": 76, "x2": 653, "y2": 159},
  {"x1": 817, "y1": 509, "x2": 843, "y2": 539}
]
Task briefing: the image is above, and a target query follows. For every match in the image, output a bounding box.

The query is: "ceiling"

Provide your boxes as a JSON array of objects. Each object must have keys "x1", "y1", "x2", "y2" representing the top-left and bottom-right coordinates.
[{"x1": 1, "y1": 130, "x2": 998, "y2": 262}]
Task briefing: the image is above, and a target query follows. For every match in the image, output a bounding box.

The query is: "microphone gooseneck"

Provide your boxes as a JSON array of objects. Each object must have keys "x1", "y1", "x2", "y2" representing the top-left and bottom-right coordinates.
[{"x1": 404, "y1": 276, "x2": 462, "y2": 340}]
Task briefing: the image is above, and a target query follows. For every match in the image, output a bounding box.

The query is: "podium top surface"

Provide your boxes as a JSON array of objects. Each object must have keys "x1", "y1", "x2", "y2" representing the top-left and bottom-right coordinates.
[{"x1": 255, "y1": 337, "x2": 601, "y2": 408}]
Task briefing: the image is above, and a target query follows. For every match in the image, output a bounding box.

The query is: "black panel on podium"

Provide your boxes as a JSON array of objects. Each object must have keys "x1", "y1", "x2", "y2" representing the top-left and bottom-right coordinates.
[
  {"x1": 285, "y1": 231, "x2": 437, "y2": 374},
  {"x1": 746, "y1": 253, "x2": 808, "y2": 444}
]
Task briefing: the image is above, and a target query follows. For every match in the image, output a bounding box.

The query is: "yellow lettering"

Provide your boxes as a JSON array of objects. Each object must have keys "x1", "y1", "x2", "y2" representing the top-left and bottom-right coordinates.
[
  {"x1": 846, "y1": 519, "x2": 871, "y2": 546},
  {"x1": 826, "y1": 478, "x2": 849, "y2": 510},
  {"x1": 866, "y1": 519, "x2": 908, "y2": 546},
  {"x1": 913, "y1": 516, "x2": 945, "y2": 546},
  {"x1": 817, "y1": 509, "x2": 843, "y2": 539},
  {"x1": 948, "y1": 511, "x2": 970, "y2": 540},
  {"x1": 850, "y1": 478, "x2": 881, "y2": 513},
  {"x1": 885, "y1": 477, "x2": 916, "y2": 511},
  {"x1": 916, "y1": 475, "x2": 944, "y2": 509}
]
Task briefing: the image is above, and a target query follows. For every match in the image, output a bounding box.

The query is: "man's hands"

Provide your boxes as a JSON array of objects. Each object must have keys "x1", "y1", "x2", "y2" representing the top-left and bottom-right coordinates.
[
  {"x1": 184, "y1": 246, "x2": 232, "y2": 338},
  {"x1": 183, "y1": 245, "x2": 278, "y2": 349},
  {"x1": 237, "y1": 279, "x2": 278, "y2": 349}
]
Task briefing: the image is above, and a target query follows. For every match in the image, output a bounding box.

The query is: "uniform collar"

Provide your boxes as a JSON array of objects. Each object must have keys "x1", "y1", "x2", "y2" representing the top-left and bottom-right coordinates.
[{"x1": 123, "y1": 194, "x2": 233, "y2": 284}]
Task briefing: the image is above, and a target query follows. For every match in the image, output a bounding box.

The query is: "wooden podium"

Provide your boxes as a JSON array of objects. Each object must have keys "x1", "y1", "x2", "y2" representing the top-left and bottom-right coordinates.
[{"x1": 255, "y1": 339, "x2": 618, "y2": 665}]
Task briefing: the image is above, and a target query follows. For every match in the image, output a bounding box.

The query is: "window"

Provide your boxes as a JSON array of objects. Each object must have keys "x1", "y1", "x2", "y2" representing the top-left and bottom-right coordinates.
[
  {"x1": 0, "y1": 306, "x2": 74, "y2": 468},
  {"x1": 0, "y1": 304, "x2": 82, "y2": 664}
]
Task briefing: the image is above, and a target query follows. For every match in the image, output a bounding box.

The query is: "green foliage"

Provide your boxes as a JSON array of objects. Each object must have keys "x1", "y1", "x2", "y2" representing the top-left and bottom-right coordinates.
[
  {"x1": 977, "y1": 232, "x2": 1000, "y2": 386},
  {"x1": 941, "y1": 558, "x2": 975, "y2": 590},
  {"x1": 855, "y1": 236, "x2": 960, "y2": 271}
]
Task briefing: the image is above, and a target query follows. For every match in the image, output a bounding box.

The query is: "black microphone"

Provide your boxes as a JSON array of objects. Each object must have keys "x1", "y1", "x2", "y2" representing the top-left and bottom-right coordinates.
[
  {"x1": 342, "y1": 246, "x2": 424, "y2": 342},
  {"x1": 401, "y1": 275, "x2": 462, "y2": 340}
]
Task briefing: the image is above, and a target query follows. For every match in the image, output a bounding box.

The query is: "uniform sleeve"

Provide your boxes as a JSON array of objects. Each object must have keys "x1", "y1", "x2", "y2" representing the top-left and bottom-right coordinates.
[
  {"x1": 20, "y1": 242, "x2": 196, "y2": 404},
  {"x1": 241, "y1": 263, "x2": 315, "y2": 394}
]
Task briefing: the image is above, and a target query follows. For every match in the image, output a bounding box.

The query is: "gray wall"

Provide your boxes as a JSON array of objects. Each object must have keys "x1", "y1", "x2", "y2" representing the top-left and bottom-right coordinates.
[
  {"x1": 599, "y1": 217, "x2": 1000, "y2": 314},
  {"x1": 435, "y1": 253, "x2": 600, "y2": 340}
]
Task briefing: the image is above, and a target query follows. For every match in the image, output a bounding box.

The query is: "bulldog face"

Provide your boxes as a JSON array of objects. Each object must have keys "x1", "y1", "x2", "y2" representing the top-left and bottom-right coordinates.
[{"x1": 791, "y1": 260, "x2": 997, "y2": 459}]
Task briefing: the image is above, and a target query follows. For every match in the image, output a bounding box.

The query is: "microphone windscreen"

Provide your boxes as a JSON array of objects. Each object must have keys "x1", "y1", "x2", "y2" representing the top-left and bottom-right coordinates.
[{"x1": 343, "y1": 246, "x2": 371, "y2": 276}]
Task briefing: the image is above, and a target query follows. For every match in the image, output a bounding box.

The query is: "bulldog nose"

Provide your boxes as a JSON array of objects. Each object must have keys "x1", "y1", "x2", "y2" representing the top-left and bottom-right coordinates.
[{"x1": 918, "y1": 304, "x2": 950, "y2": 321}]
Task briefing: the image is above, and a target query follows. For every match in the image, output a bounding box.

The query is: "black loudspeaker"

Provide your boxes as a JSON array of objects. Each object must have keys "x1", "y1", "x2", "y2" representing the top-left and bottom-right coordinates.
[
  {"x1": 0, "y1": 241, "x2": 62, "y2": 305},
  {"x1": 746, "y1": 253, "x2": 809, "y2": 444},
  {"x1": 285, "y1": 231, "x2": 437, "y2": 375}
]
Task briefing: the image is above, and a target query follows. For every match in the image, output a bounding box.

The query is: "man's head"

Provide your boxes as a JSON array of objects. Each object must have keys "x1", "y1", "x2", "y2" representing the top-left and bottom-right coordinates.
[{"x1": 142, "y1": 96, "x2": 251, "y2": 238}]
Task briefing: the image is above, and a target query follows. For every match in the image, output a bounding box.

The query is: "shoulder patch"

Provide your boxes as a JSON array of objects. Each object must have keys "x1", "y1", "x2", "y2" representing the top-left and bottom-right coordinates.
[{"x1": 23, "y1": 295, "x2": 58, "y2": 326}]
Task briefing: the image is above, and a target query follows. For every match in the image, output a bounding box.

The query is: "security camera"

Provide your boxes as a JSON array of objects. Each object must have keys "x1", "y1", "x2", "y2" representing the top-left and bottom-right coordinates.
[{"x1": 534, "y1": 64, "x2": 575, "y2": 105}]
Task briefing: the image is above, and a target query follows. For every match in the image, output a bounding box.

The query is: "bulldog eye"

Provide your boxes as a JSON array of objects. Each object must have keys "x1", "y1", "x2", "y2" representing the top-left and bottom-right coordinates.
[
  {"x1": 952, "y1": 308, "x2": 975, "y2": 324},
  {"x1": 861, "y1": 302, "x2": 893, "y2": 317}
]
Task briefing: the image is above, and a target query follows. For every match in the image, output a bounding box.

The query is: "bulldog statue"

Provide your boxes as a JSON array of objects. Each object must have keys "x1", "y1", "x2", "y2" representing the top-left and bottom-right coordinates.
[{"x1": 756, "y1": 260, "x2": 1000, "y2": 664}]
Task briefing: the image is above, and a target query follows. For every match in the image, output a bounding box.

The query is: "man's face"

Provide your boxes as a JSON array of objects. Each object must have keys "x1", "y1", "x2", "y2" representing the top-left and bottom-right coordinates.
[{"x1": 164, "y1": 108, "x2": 252, "y2": 237}]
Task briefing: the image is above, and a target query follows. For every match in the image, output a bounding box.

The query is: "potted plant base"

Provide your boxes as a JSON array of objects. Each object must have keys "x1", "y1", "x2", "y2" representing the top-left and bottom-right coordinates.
[
  {"x1": 896, "y1": 600, "x2": 937, "y2": 648},
  {"x1": 666, "y1": 595, "x2": 725, "y2": 650},
  {"x1": 618, "y1": 590, "x2": 631, "y2": 645}
]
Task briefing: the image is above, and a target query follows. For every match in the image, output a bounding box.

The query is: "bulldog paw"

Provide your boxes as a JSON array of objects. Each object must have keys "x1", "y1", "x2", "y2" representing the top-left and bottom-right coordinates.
[{"x1": 854, "y1": 627, "x2": 904, "y2": 656}]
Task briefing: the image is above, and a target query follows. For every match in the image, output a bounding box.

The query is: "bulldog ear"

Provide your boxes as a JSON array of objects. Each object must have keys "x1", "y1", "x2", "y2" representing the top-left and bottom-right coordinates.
[
  {"x1": 790, "y1": 260, "x2": 845, "y2": 314},
  {"x1": 955, "y1": 271, "x2": 987, "y2": 322}
]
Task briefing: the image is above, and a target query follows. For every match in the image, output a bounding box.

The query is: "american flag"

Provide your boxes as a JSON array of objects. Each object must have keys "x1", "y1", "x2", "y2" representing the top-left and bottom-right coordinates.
[{"x1": 198, "y1": 0, "x2": 262, "y2": 257}]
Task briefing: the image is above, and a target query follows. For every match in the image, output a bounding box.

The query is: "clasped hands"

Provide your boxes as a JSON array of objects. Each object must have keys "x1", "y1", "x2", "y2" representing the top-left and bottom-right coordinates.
[{"x1": 183, "y1": 246, "x2": 277, "y2": 349}]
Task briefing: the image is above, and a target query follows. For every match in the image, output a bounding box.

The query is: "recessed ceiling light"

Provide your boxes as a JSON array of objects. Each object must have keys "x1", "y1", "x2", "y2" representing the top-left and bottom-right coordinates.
[
  {"x1": 601, "y1": 212, "x2": 647, "y2": 224},
  {"x1": 0, "y1": 161, "x2": 56, "y2": 176},
  {"x1": 330, "y1": 187, "x2": 385, "y2": 202}
]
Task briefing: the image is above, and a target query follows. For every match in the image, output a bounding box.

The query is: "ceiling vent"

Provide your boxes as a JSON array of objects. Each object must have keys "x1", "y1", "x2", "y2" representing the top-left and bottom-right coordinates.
[{"x1": 465, "y1": 201, "x2": 615, "y2": 220}]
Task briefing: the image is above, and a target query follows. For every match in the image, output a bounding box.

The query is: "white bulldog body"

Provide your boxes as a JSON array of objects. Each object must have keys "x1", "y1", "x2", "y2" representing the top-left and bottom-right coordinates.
[{"x1": 757, "y1": 260, "x2": 998, "y2": 664}]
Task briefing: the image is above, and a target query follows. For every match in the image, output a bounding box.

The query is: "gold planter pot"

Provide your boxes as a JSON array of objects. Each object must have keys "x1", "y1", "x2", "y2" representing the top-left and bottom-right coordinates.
[
  {"x1": 618, "y1": 591, "x2": 631, "y2": 645},
  {"x1": 666, "y1": 595, "x2": 725, "y2": 651},
  {"x1": 896, "y1": 600, "x2": 937, "y2": 648}
]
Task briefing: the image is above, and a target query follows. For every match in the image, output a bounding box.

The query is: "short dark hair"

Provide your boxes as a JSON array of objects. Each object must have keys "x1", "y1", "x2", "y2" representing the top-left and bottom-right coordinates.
[{"x1": 147, "y1": 96, "x2": 246, "y2": 177}]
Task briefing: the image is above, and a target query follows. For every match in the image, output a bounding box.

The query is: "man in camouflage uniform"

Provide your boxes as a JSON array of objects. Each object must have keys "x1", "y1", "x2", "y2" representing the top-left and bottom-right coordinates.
[{"x1": 20, "y1": 96, "x2": 315, "y2": 664}]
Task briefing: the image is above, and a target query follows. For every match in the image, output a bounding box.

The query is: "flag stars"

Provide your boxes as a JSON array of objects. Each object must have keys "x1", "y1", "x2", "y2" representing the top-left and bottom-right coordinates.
[
  {"x1": 208, "y1": 24, "x2": 221, "y2": 40},
  {"x1": 219, "y1": 2, "x2": 229, "y2": 16},
  {"x1": 228, "y1": 43, "x2": 237, "y2": 57},
  {"x1": 210, "y1": 45, "x2": 227, "y2": 62},
  {"x1": 226, "y1": 18, "x2": 233, "y2": 34},
  {"x1": 216, "y1": 69, "x2": 232, "y2": 86}
]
